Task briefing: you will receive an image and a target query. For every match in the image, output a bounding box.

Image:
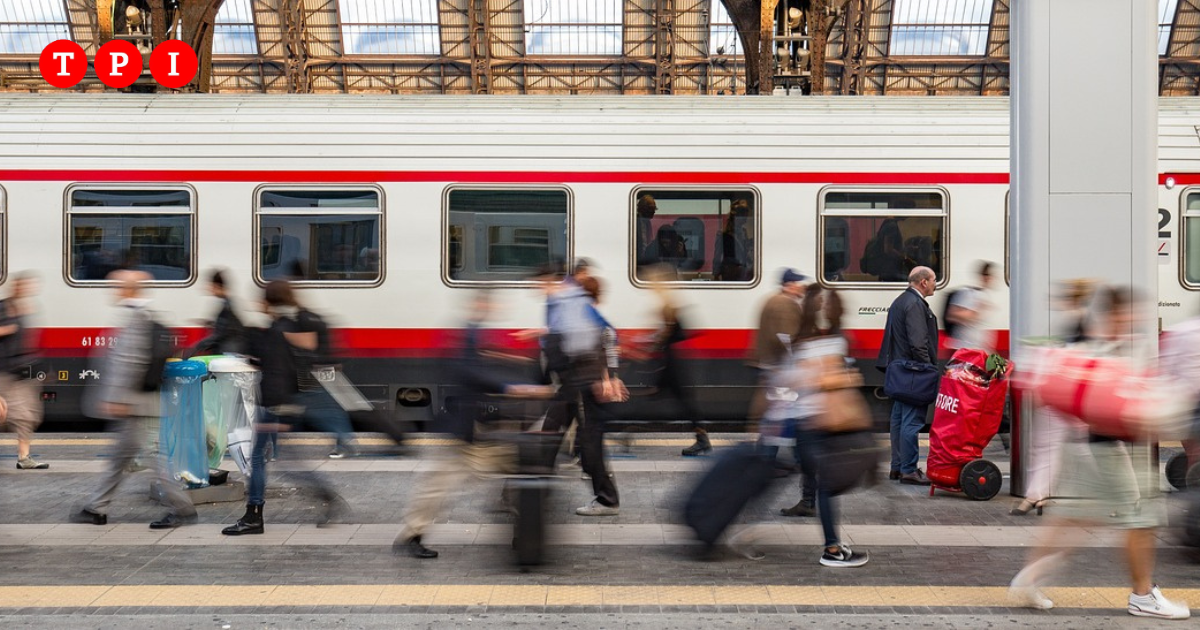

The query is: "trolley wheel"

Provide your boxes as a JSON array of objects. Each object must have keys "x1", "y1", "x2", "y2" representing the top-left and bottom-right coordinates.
[
  {"x1": 1166, "y1": 452, "x2": 1189, "y2": 491},
  {"x1": 959, "y1": 459, "x2": 1002, "y2": 501}
]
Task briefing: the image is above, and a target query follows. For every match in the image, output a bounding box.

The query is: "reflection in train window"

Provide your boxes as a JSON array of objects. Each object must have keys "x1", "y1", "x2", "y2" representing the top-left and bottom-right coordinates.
[
  {"x1": 66, "y1": 187, "x2": 195, "y2": 284},
  {"x1": 820, "y1": 189, "x2": 947, "y2": 285},
  {"x1": 445, "y1": 188, "x2": 570, "y2": 284},
  {"x1": 256, "y1": 188, "x2": 383, "y2": 285},
  {"x1": 1183, "y1": 191, "x2": 1200, "y2": 286},
  {"x1": 631, "y1": 188, "x2": 757, "y2": 284}
]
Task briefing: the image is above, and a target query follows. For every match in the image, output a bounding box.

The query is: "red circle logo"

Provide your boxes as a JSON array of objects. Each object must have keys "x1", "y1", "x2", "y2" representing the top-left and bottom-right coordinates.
[
  {"x1": 149, "y1": 40, "x2": 198, "y2": 89},
  {"x1": 96, "y1": 39, "x2": 144, "y2": 89},
  {"x1": 38, "y1": 40, "x2": 87, "y2": 89}
]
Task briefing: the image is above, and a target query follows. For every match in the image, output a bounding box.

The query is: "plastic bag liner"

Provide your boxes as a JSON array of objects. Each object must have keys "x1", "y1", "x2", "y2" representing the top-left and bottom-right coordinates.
[
  {"x1": 926, "y1": 349, "x2": 1011, "y2": 489},
  {"x1": 159, "y1": 360, "x2": 209, "y2": 488},
  {"x1": 208, "y1": 357, "x2": 260, "y2": 476}
]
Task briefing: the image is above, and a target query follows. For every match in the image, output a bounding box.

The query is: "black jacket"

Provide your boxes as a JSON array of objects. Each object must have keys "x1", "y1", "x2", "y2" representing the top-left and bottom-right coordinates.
[
  {"x1": 251, "y1": 309, "x2": 332, "y2": 408},
  {"x1": 0, "y1": 300, "x2": 33, "y2": 374},
  {"x1": 188, "y1": 298, "x2": 246, "y2": 357},
  {"x1": 876, "y1": 287, "x2": 938, "y2": 371}
]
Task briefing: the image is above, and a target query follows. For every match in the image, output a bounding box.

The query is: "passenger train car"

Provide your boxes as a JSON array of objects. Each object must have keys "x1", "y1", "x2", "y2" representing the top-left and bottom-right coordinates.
[{"x1": 1, "y1": 95, "x2": 1198, "y2": 424}]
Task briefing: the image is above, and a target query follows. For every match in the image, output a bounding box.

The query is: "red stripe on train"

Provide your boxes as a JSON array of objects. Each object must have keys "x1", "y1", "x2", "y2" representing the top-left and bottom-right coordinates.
[
  {"x1": 33, "y1": 327, "x2": 1011, "y2": 360},
  {"x1": 1162, "y1": 173, "x2": 1200, "y2": 186},
  {"x1": 0, "y1": 169, "x2": 1010, "y2": 185}
]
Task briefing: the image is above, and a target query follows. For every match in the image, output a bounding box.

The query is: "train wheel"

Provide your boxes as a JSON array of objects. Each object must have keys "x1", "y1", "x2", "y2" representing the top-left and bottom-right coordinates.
[
  {"x1": 1166, "y1": 453, "x2": 1189, "y2": 491},
  {"x1": 1186, "y1": 462, "x2": 1200, "y2": 491},
  {"x1": 959, "y1": 459, "x2": 1002, "y2": 501}
]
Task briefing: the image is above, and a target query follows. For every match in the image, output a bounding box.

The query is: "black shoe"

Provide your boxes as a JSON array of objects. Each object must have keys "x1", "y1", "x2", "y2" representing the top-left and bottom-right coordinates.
[
  {"x1": 899, "y1": 470, "x2": 931, "y2": 486},
  {"x1": 889, "y1": 469, "x2": 901, "y2": 481},
  {"x1": 682, "y1": 434, "x2": 712, "y2": 457},
  {"x1": 222, "y1": 505, "x2": 264, "y2": 536},
  {"x1": 781, "y1": 500, "x2": 816, "y2": 517},
  {"x1": 150, "y1": 513, "x2": 197, "y2": 530},
  {"x1": 403, "y1": 536, "x2": 439, "y2": 559},
  {"x1": 71, "y1": 508, "x2": 107, "y2": 525}
]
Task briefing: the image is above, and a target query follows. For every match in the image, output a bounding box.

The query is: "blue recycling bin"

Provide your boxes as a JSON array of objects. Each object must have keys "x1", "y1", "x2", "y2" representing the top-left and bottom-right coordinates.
[{"x1": 160, "y1": 360, "x2": 209, "y2": 488}]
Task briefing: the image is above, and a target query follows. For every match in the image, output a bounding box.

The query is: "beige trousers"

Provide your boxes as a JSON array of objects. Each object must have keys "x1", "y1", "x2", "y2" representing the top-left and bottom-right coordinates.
[{"x1": 398, "y1": 438, "x2": 516, "y2": 541}]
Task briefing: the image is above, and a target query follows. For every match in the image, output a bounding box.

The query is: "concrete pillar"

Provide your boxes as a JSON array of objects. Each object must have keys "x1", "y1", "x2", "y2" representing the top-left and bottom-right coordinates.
[{"x1": 1009, "y1": 0, "x2": 1158, "y2": 496}]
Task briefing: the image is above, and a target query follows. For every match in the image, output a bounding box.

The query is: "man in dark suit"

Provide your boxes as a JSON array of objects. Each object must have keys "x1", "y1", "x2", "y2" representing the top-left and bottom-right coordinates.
[{"x1": 876, "y1": 266, "x2": 938, "y2": 485}]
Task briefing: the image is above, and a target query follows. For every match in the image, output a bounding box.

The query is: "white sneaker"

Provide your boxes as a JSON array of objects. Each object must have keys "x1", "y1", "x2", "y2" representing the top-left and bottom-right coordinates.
[
  {"x1": 1008, "y1": 566, "x2": 1054, "y2": 610},
  {"x1": 575, "y1": 499, "x2": 619, "y2": 516},
  {"x1": 1128, "y1": 586, "x2": 1190, "y2": 619}
]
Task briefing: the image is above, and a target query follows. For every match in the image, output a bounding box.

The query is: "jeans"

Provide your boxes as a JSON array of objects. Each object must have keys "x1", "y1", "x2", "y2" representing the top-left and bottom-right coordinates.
[
  {"x1": 792, "y1": 423, "x2": 820, "y2": 504},
  {"x1": 295, "y1": 389, "x2": 354, "y2": 450},
  {"x1": 890, "y1": 401, "x2": 927, "y2": 474},
  {"x1": 247, "y1": 407, "x2": 333, "y2": 507},
  {"x1": 577, "y1": 389, "x2": 619, "y2": 507}
]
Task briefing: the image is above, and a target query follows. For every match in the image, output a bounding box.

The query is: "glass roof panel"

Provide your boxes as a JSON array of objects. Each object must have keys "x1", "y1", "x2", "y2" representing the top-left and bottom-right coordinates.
[
  {"x1": 1159, "y1": 0, "x2": 1179, "y2": 56},
  {"x1": 890, "y1": 0, "x2": 995, "y2": 56},
  {"x1": 525, "y1": 0, "x2": 623, "y2": 56},
  {"x1": 213, "y1": 0, "x2": 257, "y2": 56},
  {"x1": 342, "y1": 0, "x2": 440, "y2": 55},
  {"x1": 709, "y1": 0, "x2": 739, "y2": 56},
  {"x1": 0, "y1": 0, "x2": 70, "y2": 55}
]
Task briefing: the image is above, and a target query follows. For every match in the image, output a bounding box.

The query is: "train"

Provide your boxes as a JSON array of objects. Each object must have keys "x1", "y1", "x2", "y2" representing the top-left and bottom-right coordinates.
[{"x1": 1, "y1": 94, "x2": 1199, "y2": 425}]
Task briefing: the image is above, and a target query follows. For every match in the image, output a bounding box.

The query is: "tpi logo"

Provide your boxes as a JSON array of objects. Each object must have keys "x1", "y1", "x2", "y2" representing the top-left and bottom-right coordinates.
[{"x1": 38, "y1": 39, "x2": 198, "y2": 90}]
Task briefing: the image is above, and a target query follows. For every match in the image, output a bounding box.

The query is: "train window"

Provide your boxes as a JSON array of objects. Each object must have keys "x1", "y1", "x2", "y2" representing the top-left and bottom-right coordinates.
[
  {"x1": 819, "y1": 189, "x2": 947, "y2": 285},
  {"x1": 444, "y1": 187, "x2": 570, "y2": 285},
  {"x1": 255, "y1": 187, "x2": 384, "y2": 286},
  {"x1": 1183, "y1": 190, "x2": 1200, "y2": 286},
  {"x1": 631, "y1": 188, "x2": 758, "y2": 285},
  {"x1": 66, "y1": 187, "x2": 195, "y2": 284}
]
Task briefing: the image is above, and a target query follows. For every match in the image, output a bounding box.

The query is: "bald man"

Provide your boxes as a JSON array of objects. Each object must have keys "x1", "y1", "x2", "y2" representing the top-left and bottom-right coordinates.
[
  {"x1": 72, "y1": 270, "x2": 197, "y2": 529},
  {"x1": 876, "y1": 266, "x2": 939, "y2": 486}
]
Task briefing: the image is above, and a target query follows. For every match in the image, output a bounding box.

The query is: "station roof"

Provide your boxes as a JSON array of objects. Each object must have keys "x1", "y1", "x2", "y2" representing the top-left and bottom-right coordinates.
[{"x1": 0, "y1": 1, "x2": 1196, "y2": 95}]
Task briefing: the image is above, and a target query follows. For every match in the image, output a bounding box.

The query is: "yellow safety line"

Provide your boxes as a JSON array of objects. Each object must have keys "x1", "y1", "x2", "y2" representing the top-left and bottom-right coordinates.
[{"x1": 0, "y1": 584, "x2": 1189, "y2": 609}]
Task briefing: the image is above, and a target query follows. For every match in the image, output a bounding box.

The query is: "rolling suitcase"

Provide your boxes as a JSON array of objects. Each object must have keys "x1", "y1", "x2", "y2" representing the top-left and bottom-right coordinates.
[{"x1": 684, "y1": 443, "x2": 775, "y2": 547}]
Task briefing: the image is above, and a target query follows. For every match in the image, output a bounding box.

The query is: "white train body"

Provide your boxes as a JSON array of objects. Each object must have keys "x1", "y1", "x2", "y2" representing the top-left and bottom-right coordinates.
[{"x1": 1, "y1": 95, "x2": 1198, "y2": 422}]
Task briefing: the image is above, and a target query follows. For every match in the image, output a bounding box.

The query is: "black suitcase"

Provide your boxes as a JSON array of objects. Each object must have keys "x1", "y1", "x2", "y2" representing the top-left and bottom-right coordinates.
[{"x1": 684, "y1": 443, "x2": 775, "y2": 547}]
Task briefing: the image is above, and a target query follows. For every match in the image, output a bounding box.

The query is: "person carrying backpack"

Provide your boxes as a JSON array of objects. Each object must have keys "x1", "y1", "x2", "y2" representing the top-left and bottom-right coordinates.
[
  {"x1": 943, "y1": 261, "x2": 995, "y2": 352},
  {"x1": 72, "y1": 270, "x2": 197, "y2": 529}
]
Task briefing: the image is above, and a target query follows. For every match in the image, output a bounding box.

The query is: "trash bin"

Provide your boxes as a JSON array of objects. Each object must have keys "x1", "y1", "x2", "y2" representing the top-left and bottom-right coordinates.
[
  {"x1": 206, "y1": 357, "x2": 260, "y2": 476},
  {"x1": 160, "y1": 360, "x2": 209, "y2": 488}
]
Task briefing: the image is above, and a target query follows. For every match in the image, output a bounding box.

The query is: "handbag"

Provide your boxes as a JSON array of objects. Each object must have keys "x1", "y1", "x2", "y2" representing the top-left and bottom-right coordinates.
[
  {"x1": 815, "y1": 387, "x2": 873, "y2": 433},
  {"x1": 884, "y1": 359, "x2": 941, "y2": 407},
  {"x1": 804, "y1": 353, "x2": 871, "y2": 433}
]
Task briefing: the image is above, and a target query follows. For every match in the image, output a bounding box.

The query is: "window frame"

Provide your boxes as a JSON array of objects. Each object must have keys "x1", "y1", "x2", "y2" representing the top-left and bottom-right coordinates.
[
  {"x1": 628, "y1": 185, "x2": 762, "y2": 290},
  {"x1": 817, "y1": 185, "x2": 951, "y2": 290},
  {"x1": 62, "y1": 183, "x2": 198, "y2": 288},
  {"x1": 440, "y1": 184, "x2": 574, "y2": 288},
  {"x1": 252, "y1": 184, "x2": 387, "y2": 289},
  {"x1": 1179, "y1": 186, "x2": 1200, "y2": 290}
]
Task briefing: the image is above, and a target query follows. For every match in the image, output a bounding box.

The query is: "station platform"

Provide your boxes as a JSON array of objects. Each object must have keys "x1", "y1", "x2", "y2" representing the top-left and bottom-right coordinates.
[{"x1": 0, "y1": 432, "x2": 1196, "y2": 629}]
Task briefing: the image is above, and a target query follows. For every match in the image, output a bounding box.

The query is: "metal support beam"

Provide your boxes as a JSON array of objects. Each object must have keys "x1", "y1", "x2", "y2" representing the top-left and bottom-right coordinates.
[
  {"x1": 467, "y1": 0, "x2": 491, "y2": 94},
  {"x1": 654, "y1": 0, "x2": 675, "y2": 94}
]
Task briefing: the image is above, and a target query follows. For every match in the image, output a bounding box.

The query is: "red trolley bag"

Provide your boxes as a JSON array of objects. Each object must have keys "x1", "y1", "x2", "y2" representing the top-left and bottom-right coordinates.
[{"x1": 926, "y1": 348, "x2": 1012, "y2": 500}]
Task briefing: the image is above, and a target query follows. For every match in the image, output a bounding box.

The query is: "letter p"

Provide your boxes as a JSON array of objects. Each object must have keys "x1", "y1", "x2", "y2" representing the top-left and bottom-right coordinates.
[{"x1": 110, "y1": 51, "x2": 129, "y2": 75}]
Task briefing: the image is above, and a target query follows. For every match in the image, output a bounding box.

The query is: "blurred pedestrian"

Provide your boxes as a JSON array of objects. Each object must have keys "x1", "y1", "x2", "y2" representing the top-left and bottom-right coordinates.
[
  {"x1": 747, "y1": 269, "x2": 808, "y2": 426},
  {"x1": 784, "y1": 287, "x2": 870, "y2": 566},
  {"x1": 877, "y1": 266, "x2": 938, "y2": 486},
  {"x1": 185, "y1": 268, "x2": 246, "y2": 358},
  {"x1": 644, "y1": 266, "x2": 709, "y2": 456},
  {"x1": 222, "y1": 280, "x2": 345, "y2": 536},
  {"x1": 0, "y1": 272, "x2": 47, "y2": 469},
  {"x1": 72, "y1": 270, "x2": 197, "y2": 529},
  {"x1": 1013, "y1": 279, "x2": 1096, "y2": 516},
  {"x1": 395, "y1": 291, "x2": 553, "y2": 559},
  {"x1": 944, "y1": 261, "x2": 995, "y2": 352},
  {"x1": 1009, "y1": 286, "x2": 1190, "y2": 619}
]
